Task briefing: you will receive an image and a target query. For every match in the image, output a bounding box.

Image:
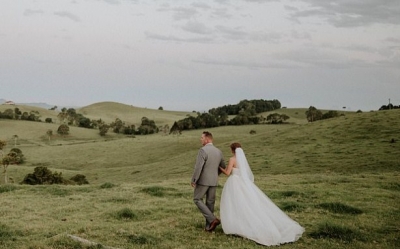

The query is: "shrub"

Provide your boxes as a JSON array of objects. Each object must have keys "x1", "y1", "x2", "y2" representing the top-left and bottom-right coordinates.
[
  {"x1": 20, "y1": 166, "x2": 67, "y2": 185},
  {"x1": 45, "y1": 118, "x2": 52, "y2": 123},
  {"x1": 69, "y1": 174, "x2": 89, "y2": 185},
  {"x1": 5, "y1": 148, "x2": 25, "y2": 164},
  {"x1": 57, "y1": 124, "x2": 69, "y2": 135}
]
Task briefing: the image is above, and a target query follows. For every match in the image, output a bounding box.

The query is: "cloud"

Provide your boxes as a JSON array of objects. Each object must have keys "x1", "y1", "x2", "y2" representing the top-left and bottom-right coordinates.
[
  {"x1": 54, "y1": 11, "x2": 81, "y2": 22},
  {"x1": 384, "y1": 37, "x2": 400, "y2": 43},
  {"x1": 244, "y1": 0, "x2": 279, "y2": 2},
  {"x1": 182, "y1": 21, "x2": 212, "y2": 34},
  {"x1": 190, "y1": 2, "x2": 211, "y2": 10},
  {"x1": 287, "y1": 0, "x2": 400, "y2": 27},
  {"x1": 215, "y1": 25, "x2": 248, "y2": 40},
  {"x1": 270, "y1": 48, "x2": 375, "y2": 69},
  {"x1": 144, "y1": 31, "x2": 214, "y2": 43},
  {"x1": 23, "y1": 9, "x2": 44, "y2": 16},
  {"x1": 192, "y1": 58, "x2": 295, "y2": 69},
  {"x1": 210, "y1": 8, "x2": 232, "y2": 19},
  {"x1": 102, "y1": 0, "x2": 121, "y2": 5}
]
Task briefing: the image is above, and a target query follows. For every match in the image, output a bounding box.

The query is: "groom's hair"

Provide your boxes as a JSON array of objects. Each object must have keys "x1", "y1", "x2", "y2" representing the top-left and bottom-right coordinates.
[{"x1": 202, "y1": 131, "x2": 213, "y2": 140}]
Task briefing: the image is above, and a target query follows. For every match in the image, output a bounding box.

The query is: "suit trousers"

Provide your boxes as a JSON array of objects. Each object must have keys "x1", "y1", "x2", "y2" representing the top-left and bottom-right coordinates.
[{"x1": 193, "y1": 184, "x2": 217, "y2": 228}]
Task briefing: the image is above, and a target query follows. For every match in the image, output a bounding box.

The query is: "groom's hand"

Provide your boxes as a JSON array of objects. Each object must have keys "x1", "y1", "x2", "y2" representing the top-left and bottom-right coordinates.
[{"x1": 191, "y1": 182, "x2": 196, "y2": 188}]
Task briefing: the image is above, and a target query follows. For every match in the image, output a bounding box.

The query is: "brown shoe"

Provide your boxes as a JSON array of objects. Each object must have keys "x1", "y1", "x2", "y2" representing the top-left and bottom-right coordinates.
[{"x1": 206, "y1": 218, "x2": 220, "y2": 232}]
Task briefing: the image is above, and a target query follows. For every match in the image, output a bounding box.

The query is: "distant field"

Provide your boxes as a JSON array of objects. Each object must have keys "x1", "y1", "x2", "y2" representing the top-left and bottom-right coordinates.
[
  {"x1": 0, "y1": 101, "x2": 194, "y2": 127},
  {"x1": 0, "y1": 103, "x2": 399, "y2": 249}
]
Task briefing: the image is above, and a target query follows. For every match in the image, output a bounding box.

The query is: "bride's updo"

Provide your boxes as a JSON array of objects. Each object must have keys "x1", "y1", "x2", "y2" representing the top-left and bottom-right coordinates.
[{"x1": 230, "y1": 142, "x2": 242, "y2": 153}]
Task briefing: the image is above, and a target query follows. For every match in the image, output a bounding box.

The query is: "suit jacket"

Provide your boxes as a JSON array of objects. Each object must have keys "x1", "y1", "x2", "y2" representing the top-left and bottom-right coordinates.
[{"x1": 192, "y1": 143, "x2": 225, "y2": 186}]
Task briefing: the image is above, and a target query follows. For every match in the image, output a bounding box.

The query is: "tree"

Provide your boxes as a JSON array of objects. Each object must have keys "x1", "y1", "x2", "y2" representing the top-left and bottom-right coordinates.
[
  {"x1": 14, "y1": 108, "x2": 21, "y2": 119},
  {"x1": 99, "y1": 123, "x2": 110, "y2": 136},
  {"x1": 0, "y1": 140, "x2": 6, "y2": 159},
  {"x1": 2, "y1": 155, "x2": 12, "y2": 184},
  {"x1": 46, "y1": 129, "x2": 53, "y2": 141},
  {"x1": 110, "y1": 118, "x2": 124, "y2": 133},
  {"x1": 2, "y1": 109, "x2": 14, "y2": 119},
  {"x1": 57, "y1": 110, "x2": 68, "y2": 124},
  {"x1": 161, "y1": 124, "x2": 170, "y2": 135},
  {"x1": 137, "y1": 117, "x2": 158, "y2": 135},
  {"x1": 158, "y1": 106, "x2": 163, "y2": 110},
  {"x1": 12, "y1": 135, "x2": 18, "y2": 147},
  {"x1": 169, "y1": 122, "x2": 181, "y2": 135},
  {"x1": 305, "y1": 106, "x2": 322, "y2": 122}
]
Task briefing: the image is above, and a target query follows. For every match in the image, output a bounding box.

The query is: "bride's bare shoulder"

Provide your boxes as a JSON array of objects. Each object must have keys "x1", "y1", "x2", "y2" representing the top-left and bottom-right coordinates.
[{"x1": 229, "y1": 156, "x2": 237, "y2": 167}]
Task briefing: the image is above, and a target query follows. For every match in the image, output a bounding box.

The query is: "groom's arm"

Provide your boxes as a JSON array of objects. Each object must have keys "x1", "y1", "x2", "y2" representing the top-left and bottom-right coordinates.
[
  {"x1": 218, "y1": 151, "x2": 226, "y2": 175},
  {"x1": 191, "y1": 149, "x2": 206, "y2": 186}
]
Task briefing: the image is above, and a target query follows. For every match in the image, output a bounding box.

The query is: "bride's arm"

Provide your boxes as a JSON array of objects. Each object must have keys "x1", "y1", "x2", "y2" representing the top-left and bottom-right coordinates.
[{"x1": 219, "y1": 157, "x2": 235, "y2": 176}]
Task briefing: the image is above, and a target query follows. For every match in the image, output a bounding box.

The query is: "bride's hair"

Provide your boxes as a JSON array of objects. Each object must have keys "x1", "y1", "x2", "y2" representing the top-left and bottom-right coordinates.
[{"x1": 230, "y1": 142, "x2": 242, "y2": 153}]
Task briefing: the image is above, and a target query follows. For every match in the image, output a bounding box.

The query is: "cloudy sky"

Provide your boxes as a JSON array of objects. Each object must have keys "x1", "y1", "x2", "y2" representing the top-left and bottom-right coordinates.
[{"x1": 1, "y1": 0, "x2": 399, "y2": 111}]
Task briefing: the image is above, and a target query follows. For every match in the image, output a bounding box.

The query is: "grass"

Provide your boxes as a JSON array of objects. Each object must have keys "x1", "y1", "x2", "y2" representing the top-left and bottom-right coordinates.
[
  {"x1": 316, "y1": 202, "x2": 363, "y2": 215},
  {"x1": 0, "y1": 104, "x2": 399, "y2": 248}
]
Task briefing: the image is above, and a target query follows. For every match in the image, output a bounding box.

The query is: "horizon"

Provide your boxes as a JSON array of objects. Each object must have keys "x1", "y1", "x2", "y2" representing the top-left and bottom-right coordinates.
[{"x1": 0, "y1": 97, "x2": 387, "y2": 113}]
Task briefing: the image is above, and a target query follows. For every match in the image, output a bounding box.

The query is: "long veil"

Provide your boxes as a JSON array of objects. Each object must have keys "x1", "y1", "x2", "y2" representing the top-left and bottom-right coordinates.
[{"x1": 235, "y1": 148, "x2": 254, "y2": 182}]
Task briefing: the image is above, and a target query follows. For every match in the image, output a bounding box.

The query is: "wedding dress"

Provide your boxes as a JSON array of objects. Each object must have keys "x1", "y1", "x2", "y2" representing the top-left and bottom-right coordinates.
[{"x1": 220, "y1": 148, "x2": 304, "y2": 246}]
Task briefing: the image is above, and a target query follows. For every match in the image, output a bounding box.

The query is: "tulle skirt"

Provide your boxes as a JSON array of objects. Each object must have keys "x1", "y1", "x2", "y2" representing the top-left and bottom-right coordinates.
[{"x1": 220, "y1": 171, "x2": 304, "y2": 246}]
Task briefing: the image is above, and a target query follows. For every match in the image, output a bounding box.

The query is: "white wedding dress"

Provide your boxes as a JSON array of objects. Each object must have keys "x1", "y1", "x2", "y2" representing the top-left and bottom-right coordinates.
[{"x1": 220, "y1": 148, "x2": 304, "y2": 246}]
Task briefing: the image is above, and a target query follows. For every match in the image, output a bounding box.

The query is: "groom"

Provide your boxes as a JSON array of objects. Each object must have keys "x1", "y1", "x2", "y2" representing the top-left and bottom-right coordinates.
[{"x1": 191, "y1": 131, "x2": 225, "y2": 232}]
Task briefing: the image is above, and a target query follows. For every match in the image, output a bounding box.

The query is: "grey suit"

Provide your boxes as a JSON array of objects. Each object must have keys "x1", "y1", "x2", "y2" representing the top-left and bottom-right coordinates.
[{"x1": 192, "y1": 143, "x2": 225, "y2": 229}]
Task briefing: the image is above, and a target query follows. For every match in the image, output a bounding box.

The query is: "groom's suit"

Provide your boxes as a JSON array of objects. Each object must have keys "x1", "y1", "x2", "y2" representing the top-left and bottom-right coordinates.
[{"x1": 192, "y1": 143, "x2": 225, "y2": 230}]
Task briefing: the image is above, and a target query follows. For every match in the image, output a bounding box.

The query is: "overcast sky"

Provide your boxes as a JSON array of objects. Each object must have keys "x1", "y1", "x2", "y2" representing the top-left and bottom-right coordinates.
[{"x1": 1, "y1": 0, "x2": 399, "y2": 112}]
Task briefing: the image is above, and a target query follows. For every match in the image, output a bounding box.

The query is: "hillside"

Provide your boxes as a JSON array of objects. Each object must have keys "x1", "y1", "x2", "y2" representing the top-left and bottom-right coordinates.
[
  {"x1": 77, "y1": 101, "x2": 193, "y2": 126},
  {"x1": 1, "y1": 108, "x2": 398, "y2": 183},
  {"x1": 0, "y1": 107, "x2": 399, "y2": 249}
]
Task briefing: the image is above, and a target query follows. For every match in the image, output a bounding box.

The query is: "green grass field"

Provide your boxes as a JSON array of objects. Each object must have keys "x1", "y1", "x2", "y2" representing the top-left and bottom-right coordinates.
[{"x1": 0, "y1": 103, "x2": 399, "y2": 249}]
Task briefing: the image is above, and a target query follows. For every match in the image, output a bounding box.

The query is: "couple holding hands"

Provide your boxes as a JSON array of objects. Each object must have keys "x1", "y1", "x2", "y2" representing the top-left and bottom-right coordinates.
[{"x1": 191, "y1": 131, "x2": 304, "y2": 246}]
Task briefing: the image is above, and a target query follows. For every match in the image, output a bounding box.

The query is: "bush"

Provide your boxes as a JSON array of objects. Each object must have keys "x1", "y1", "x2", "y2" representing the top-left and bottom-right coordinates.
[
  {"x1": 57, "y1": 124, "x2": 69, "y2": 135},
  {"x1": 20, "y1": 166, "x2": 67, "y2": 185},
  {"x1": 45, "y1": 118, "x2": 52, "y2": 123},
  {"x1": 7, "y1": 148, "x2": 25, "y2": 164},
  {"x1": 69, "y1": 174, "x2": 89, "y2": 185}
]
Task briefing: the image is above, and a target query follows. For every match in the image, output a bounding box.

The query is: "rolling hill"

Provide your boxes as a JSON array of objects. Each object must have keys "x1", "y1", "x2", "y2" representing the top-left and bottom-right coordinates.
[{"x1": 0, "y1": 102, "x2": 399, "y2": 249}]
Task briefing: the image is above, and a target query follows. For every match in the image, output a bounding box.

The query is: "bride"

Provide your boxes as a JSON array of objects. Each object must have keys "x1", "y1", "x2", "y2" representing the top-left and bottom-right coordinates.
[{"x1": 219, "y1": 142, "x2": 304, "y2": 246}]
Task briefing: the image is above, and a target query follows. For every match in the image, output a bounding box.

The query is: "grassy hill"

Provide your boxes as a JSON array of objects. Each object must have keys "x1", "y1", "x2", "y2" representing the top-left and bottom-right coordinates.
[
  {"x1": 0, "y1": 104, "x2": 399, "y2": 249},
  {"x1": 77, "y1": 101, "x2": 194, "y2": 126}
]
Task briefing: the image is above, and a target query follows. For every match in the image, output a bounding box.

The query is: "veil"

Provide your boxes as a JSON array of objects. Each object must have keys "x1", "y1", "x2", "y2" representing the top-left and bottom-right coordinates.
[{"x1": 235, "y1": 148, "x2": 254, "y2": 182}]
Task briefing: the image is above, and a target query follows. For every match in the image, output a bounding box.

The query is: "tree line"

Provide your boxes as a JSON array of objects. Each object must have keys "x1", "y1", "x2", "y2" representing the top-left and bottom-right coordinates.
[
  {"x1": 379, "y1": 104, "x2": 400, "y2": 110},
  {"x1": 0, "y1": 107, "x2": 159, "y2": 137},
  {"x1": 169, "y1": 99, "x2": 284, "y2": 133}
]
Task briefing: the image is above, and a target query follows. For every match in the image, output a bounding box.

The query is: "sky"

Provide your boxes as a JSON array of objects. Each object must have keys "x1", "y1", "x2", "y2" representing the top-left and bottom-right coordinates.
[{"x1": 1, "y1": 0, "x2": 399, "y2": 112}]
